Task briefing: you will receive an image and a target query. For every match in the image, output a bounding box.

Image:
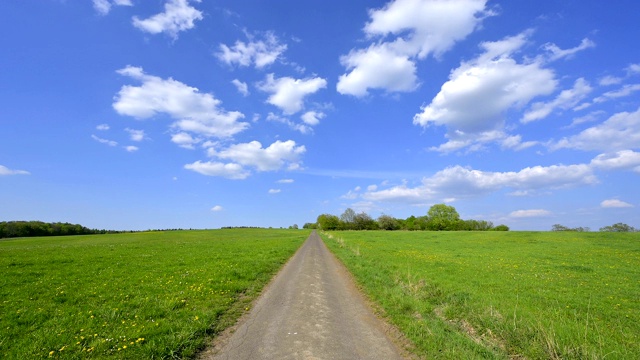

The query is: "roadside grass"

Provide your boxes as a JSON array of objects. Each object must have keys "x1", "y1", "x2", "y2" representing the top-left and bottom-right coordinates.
[
  {"x1": 321, "y1": 231, "x2": 640, "y2": 359},
  {"x1": 0, "y1": 229, "x2": 308, "y2": 359}
]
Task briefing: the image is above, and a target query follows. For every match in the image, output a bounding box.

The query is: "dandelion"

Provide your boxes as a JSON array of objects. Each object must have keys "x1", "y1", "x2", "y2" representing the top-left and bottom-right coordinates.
[{"x1": 49, "y1": 351, "x2": 55, "y2": 356}]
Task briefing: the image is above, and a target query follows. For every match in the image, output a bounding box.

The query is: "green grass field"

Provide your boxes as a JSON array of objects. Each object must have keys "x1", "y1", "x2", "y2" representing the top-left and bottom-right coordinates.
[
  {"x1": 321, "y1": 231, "x2": 640, "y2": 359},
  {"x1": 0, "y1": 229, "x2": 308, "y2": 359}
]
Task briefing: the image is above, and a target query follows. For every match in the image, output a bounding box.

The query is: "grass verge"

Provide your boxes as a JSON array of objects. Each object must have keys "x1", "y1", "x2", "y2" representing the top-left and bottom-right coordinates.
[
  {"x1": 0, "y1": 229, "x2": 308, "y2": 359},
  {"x1": 321, "y1": 231, "x2": 639, "y2": 359}
]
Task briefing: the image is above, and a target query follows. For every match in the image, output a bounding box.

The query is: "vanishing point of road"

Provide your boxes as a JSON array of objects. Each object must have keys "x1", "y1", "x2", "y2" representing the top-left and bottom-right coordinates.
[{"x1": 201, "y1": 231, "x2": 407, "y2": 360}]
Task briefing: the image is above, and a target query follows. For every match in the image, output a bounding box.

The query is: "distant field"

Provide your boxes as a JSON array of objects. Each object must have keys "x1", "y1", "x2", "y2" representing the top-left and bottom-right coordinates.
[
  {"x1": 0, "y1": 229, "x2": 308, "y2": 359},
  {"x1": 321, "y1": 231, "x2": 640, "y2": 359}
]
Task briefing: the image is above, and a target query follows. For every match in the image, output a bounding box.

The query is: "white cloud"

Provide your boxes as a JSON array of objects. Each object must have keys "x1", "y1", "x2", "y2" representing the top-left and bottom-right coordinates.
[
  {"x1": 132, "y1": 0, "x2": 202, "y2": 39},
  {"x1": 0, "y1": 165, "x2": 30, "y2": 176},
  {"x1": 91, "y1": 134, "x2": 118, "y2": 147},
  {"x1": 543, "y1": 38, "x2": 595, "y2": 61},
  {"x1": 96, "y1": 124, "x2": 110, "y2": 131},
  {"x1": 337, "y1": 44, "x2": 418, "y2": 97},
  {"x1": 362, "y1": 163, "x2": 597, "y2": 204},
  {"x1": 125, "y1": 128, "x2": 146, "y2": 141},
  {"x1": 590, "y1": 150, "x2": 640, "y2": 172},
  {"x1": 231, "y1": 79, "x2": 249, "y2": 97},
  {"x1": 626, "y1": 63, "x2": 640, "y2": 75},
  {"x1": 551, "y1": 107, "x2": 640, "y2": 151},
  {"x1": 337, "y1": 0, "x2": 491, "y2": 96},
  {"x1": 210, "y1": 140, "x2": 305, "y2": 172},
  {"x1": 113, "y1": 66, "x2": 248, "y2": 140},
  {"x1": 184, "y1": 161, "x2": 250, "y2": 180},
  {"x1": 593, "y1": 84, "x2": 640, "y2": 103},
  {"x1": 566, "y1": 111, "x2": 605, "y2": 128},
  {"x1": 277, "y1": 179, "x2": 294, "y2": 184},
  {"x1": 216, "y1": 32, "x2": 287, "y2": 69},
  {"x1": 599, "y1": 75, "x2": 622, "y2": 86},
  {"x1": 124, "y1": 145, "x2": 139, "y2": 152},
  {"x1": 509, "y1": 209, "x2": 552, "y2": 218},
  {"x1": 522, "y1": 78, "x2": 592, "y2": 123},
  {"x1": 301, "y1": 111, "x2": 325, "y2": 126},
  {"x1": 414, "y1": 32, "x2": 557, "y2": 152},
  {"x1": 601, "y1": 199, "x2": 634, "y2": 208},
  {"x1": 268, "y1": 189, "x2": 281, "y2": 194},
  {"x1": 170, "y1": 132, "x2": 200, "y2": 149},
  {"x1": 258, "y1": 74, "x2": 327, "y2": 115},
  {"x1": 93, "y1": 0, "x2": 132, "y2": 15},
  {"x1": 266, "y1": 113, "x2": 312, "y2": 134},
  {"x1": 211, "y1": 205, "x2": 223, "y2": 212}
]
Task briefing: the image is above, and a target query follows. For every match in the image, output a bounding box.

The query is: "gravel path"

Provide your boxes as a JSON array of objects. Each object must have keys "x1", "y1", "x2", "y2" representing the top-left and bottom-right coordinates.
[{"x1": 201, "y1": 231, "x2": 406, "y2": 360}]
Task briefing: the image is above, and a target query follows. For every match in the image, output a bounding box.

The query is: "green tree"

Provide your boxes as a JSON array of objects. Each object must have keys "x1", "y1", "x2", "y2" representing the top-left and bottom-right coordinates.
[
  {"x1": 353, "y1": 212, "x2": 378, "y2": 230},
  {"x1": 316, "y1": 214, "x2": 340, "y2": 231},
  {"x1": 427, "y1": 204, "x2": 460, "y2": 231},
  {"x1": 600, "y1": 223, "x2": 637, "y2": 232},
  {"x1": 378, "y1": 214, "x2": 400, "y2": 230}
]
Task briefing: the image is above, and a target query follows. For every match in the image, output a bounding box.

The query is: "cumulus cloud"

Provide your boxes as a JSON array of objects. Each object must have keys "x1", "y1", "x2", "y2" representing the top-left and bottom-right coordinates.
[
  {"x1": 337, "y1": 44, "x2": 418, "y2": 97},
  {"x1": 184, "y1": 161, "x2": 250, "y2": 180},
  {"x1": 414, "y1": 31, "x2": 557, "y2": 152},
  {"x1": 231, "y1": 79, "x2": 249, "y2": 97},
  {"x1": 171, "y1": 132, "x2": 200, "y2": 149},
  {"x1": 268, "y1": 189, "x2": 281, "y2": 194},
  {"x1": 627, "y1": 63, "x2": 640, "y2": 75},
  {"x1": 337, "y1": 0, "x2": 491, "y2": 96},
  {"x1": 92, "y1": 134, "x2": 118, "y2": 147},
  {"x1": 551, "y1": 107, "x2": 640, "y2": 151},
  {"x1": 601, "y1": 199, "x2": 634, "y2": 208},
  {"x1": 93, "y1": 0, "x2": 132, "y2": 15},
  {"x1": 266, "y1": 113, "x2": 312, "y2": 134},
  {"x1": 509, "y1": 209, "x2": 552, "y2": 218},
  {"x1": 211, "y1": 205, "x2": 223, "y2": 212},
  {"x1": 278, "y1": 179, "x2": 294, "y2": 184},
  {"x1": 258, "y1": 74, "x2": 327, "y2": 115},
  {"x1": 124, "y1": 145, "x2": 139, "y2": 152},
  {"x1": 362, "y1": 162, "x2": 597, "y2": 204},
  {"x1": 96, "y1": 124, "x2": 110, "y2": 131},
  {"x1": 543, "y1": 38, "x2": 595, "y2": 61},
  {"x1": 125, "y1": 128, "x2": 146, "y2": 142},
  {"x1": 210, "y1": 140, "x2": 305, "y2": 172},
  {"x1": 590, "y1": 150, "x2": 640, "y2": 172},
  {"x1": 0, "y1": 165, "x2": 30, "y2": 176},
  {"x1": 216, "y1": 32, "x2": 287, "y2": 69},
  {"x1": 301, "y1": 111, "x2": 325, "y2": 126},
  {"x1": 522, "y1": 78, "x2": 592, "y2": 123},
  {"x1": 132, "y1": 0, "x2": 202, "y2": 39},
  {"x1": 113, "y1": 66, "x2": 248, "y2": 140}
]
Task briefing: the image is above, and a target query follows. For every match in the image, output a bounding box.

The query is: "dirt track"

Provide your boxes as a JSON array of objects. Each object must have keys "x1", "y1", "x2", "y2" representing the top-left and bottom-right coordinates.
[{"x1": 201, "y1": 231, "x2": 406, "y2": 360}]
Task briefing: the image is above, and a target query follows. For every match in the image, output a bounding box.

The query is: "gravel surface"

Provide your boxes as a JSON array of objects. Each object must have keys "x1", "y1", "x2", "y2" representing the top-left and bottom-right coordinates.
[{"x1": 202, "y1": 231, "x2": 406, "y2": 360}]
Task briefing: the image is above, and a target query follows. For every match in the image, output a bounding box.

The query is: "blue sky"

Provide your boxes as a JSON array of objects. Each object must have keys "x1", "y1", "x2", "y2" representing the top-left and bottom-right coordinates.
[{"x1": 1, "y1": 0, "x2": 639, "y2": 231}]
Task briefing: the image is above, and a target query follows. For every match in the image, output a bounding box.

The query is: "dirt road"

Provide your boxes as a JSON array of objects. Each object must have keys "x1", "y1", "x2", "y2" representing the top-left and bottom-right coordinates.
[{"x1": 202, "y1": 231, "x2": 406, "y2": 360}]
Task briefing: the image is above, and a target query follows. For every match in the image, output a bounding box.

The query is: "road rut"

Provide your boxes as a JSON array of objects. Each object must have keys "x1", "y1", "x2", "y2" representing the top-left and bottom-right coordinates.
[{"x1": 202, "y1": 231, "x2": 406, "y2": 360}]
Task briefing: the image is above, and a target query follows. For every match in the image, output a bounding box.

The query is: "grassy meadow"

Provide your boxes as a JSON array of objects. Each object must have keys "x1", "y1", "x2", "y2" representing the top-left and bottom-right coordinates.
[
  {"x1": 321, "y1": 231, "x2": 639, "y2": 359},
  {"x1": 0, "y1": 229, "x2": 309, "y2": 359}
]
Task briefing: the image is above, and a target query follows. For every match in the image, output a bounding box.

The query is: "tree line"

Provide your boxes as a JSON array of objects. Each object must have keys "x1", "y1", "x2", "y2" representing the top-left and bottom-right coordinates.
[
  {"x1": 0, "y1": 221, "x2": 119, "y2": 239},
  {"x1": 552, "y1": 223, "x2": 638, "y2": 232},
  {"x1": 304, "y1": 204, "x2": 509, "y2": 231}
]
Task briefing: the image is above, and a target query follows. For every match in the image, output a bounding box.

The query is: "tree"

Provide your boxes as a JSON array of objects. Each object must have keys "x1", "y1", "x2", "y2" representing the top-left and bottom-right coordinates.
[
  {"x1": 340, "y1": 208, "x2": 356, "y2": 224},
  {"x1": 552, "y1": 224, "x2": 571, "y2": 231},
  {"x1": 427, "y1": 204, "x2": 460, "y2": 231},
  {"x1": 492, "y1": 224, "x2": 510, "y2": 231},
  {"x1": 316, "y1": 214, "x2": 340, "y2": 231},
  {"x1": 353, "y1": 212, "x2": 378, "y2": 230},
  {"x1": 302, "y1": 222, "x2": 317, "y2": 229},
  {"x1": 600, "y1": 223, "x2": 637, "y2": 232},
  {"x1": 377, "y1": 214, "x2": 400, "y2": 231}
]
